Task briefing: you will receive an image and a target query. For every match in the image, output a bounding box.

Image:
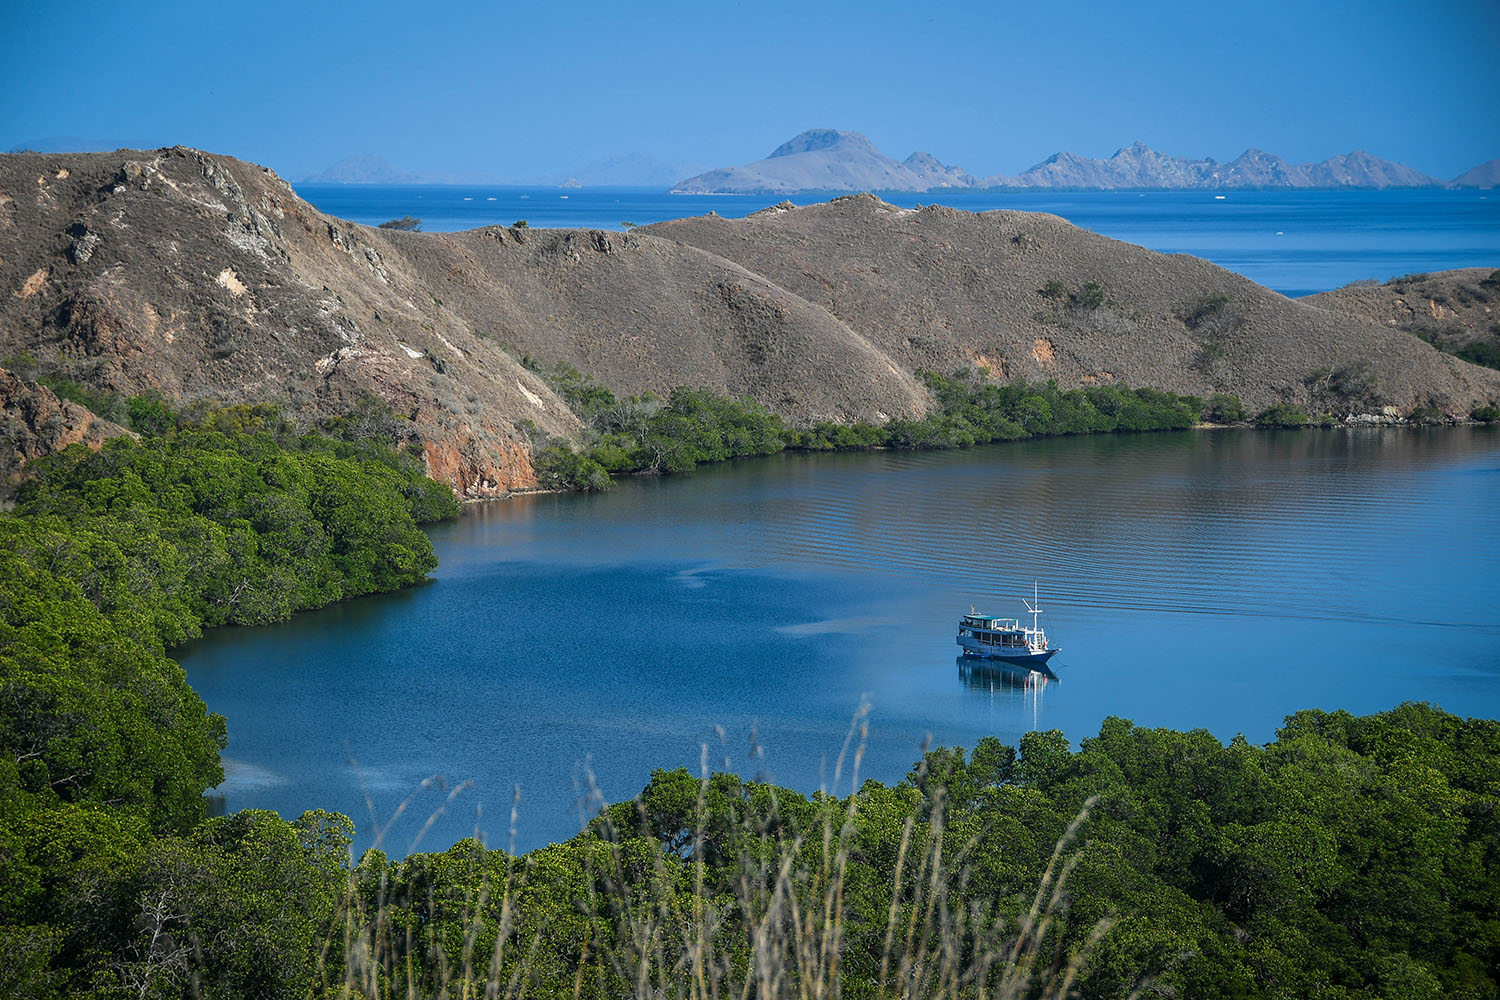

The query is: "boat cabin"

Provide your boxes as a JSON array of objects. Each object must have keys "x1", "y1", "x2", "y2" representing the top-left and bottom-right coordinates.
[
  {"x1": 962, "y1": 613, "x2": 1017, "y2": 631},
  {"x1": 959, "y1": 614, "x2": 1035, "y2": 649}
]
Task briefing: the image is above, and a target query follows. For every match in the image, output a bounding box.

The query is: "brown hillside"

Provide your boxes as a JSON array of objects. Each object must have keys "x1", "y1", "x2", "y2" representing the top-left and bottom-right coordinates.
[
  {"x1": 646, "y1": 196, "x2": 1500, "y2": 414},
  {"x1": 1303, "y1": 268, "x2": 1500, "y2": 358},
  {"x1": 3, "y1": 150, "x2": 1497, "y2": 496}
]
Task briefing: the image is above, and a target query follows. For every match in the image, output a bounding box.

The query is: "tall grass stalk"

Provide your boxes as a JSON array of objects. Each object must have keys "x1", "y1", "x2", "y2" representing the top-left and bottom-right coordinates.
[{"x1": 319, "y1": 718, "x2": 1108, "y2": 999}]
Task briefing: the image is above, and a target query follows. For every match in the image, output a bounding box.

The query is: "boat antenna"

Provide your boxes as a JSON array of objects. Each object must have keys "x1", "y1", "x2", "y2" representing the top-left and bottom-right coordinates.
[{"x1": 1020, "y1": 580, "x2": 1043, "y2": 634}]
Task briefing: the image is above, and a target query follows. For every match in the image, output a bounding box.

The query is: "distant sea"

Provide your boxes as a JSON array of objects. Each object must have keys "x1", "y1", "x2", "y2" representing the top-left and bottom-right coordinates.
[{"x1": 295, "y1": 185, "x2": 1499, "y2": 297}]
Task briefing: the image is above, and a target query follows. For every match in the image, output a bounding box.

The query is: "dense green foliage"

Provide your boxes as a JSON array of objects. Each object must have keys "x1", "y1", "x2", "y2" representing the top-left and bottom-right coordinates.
[
  {"x1": 1203, "y1": 392, "x2": 1247, "y2": 424},
  {"x1": 1456, "y1": 339, "x2": 1500, "y2": 371},
  {"x1": 884, "y1": 371, "x2": 1205, "y2": 448},
  {"x1": 330, "y1": 704, "x2": 1499, "y2": 999},
  {"x1": 1471, "y1": 405, "x2": 1500, "y2": 423},
  {"x1": 527, "y1": 363, "x2": 1226, "y2": 490},
  {"x1": 0, "y1": 405, "x2": 459, "y2": 996},
  {"x1": 1254, "y1": 402, "x2": 1312, "y2": 428}
]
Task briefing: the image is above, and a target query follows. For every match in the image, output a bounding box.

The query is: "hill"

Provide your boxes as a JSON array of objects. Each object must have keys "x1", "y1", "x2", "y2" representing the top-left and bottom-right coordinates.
[
  {"x1": 644, "y1": 196, "x2": 1497, "y2": 413},
  {"x1": 671, "y1": 129, "x2": 975, "y2": 194},
  {"x1": 2, "y1": 148, "x2": 1496, "y2": 494},
  {"x1": 1452, "y1": 158, "x2": 1500, "y2": 188},
  {"x1": 1303, "y1": 268, "x2": 1500, "y2": 369},
  {"x1": 0, "y1": 148, "x2": 929, "y2": 494}
]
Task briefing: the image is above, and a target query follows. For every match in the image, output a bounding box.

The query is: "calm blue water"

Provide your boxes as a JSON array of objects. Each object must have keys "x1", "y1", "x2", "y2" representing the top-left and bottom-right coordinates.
[
  {"x1": 295, "y1": 185, "x2": 1499, "y2": 297},
  {"x1": 181, "y1": 428, "x2": 1500, "y2": 856}
]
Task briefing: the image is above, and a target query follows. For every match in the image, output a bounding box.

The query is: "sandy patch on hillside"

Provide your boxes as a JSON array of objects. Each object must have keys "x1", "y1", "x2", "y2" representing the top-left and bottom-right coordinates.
[{"x1": 15, "y1": 268, "x2": 47, "y2": 298}]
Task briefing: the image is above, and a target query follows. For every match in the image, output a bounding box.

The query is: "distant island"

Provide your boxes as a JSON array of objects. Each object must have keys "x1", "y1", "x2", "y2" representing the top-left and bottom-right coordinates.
[{"x1": 671, "y1": 129, "x2": 1497, "y2": 194}]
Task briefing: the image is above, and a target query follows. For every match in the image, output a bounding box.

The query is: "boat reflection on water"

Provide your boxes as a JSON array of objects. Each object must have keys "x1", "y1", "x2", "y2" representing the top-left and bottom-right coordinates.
[
  {"x1": 957, "y1": 656, "x2": 1057, "y2": 691},
  {"x1": 957, "y1": 657, "x2": 1057, "y2": 729}
]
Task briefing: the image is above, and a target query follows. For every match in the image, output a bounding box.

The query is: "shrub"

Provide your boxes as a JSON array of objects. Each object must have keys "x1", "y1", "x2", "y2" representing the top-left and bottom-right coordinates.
[
  {"x1": 1039, "y1": 280, "x2": 1105, "y2": 311},
  {"x1": 1186, "y1": 292, "x2": 1231, "y2": 328},
  {"x1": 1304, "y1": 360, "x2": 1381, "y2": 413},
  {"x1": 35, "y1": 377, "x2": 127, "y2": 423},
  {"x1": 377, "y1": 216, "x2": 422, "y2": 231},
  {"x1": 1075, "y1": 281, "x2": 1106, "y2": 311},
  {"x1": 1202, "y1": 393, "x2": 1246, "y2": 423},
  {"x1": 512, "y1": 219, "x2": 529, "y2": 229},
  {"x1": 1255, "y1": 403, "x2": 1309, "y2": 428},
  {"x1": 1455, "y1": 340, "x2": 1500, "y2": 371},
  {"x1": 532, "y1": 444, "x2": 612, "y2": 492},
  {"x1": 1407, "y1": 405, "x2": 1446, "y2": 424},
  {"x1": 126, "y1": 392, "x2": 176, "y2": 435},
  {"x1": 1470, "y1": 405, "x2": 1500, "y2": 422}
]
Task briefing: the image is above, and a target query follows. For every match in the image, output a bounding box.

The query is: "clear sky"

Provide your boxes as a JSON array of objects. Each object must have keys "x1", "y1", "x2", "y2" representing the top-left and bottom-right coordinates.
[{"x1": 3, "y1": 0, "x2": 1496, "y2": 180}]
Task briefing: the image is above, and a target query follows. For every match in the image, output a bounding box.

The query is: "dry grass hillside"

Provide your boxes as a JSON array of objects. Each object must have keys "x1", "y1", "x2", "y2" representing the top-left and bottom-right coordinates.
[
  {"x1": 2, "y1": 149, "x2": 1497, "y2": 494},
  {"x1": 646, "y1": 196, "x2": 1500, "y2": 415},
  {"x1": 1303, "y1": 268, "x2": 1500, "y2": 360}
]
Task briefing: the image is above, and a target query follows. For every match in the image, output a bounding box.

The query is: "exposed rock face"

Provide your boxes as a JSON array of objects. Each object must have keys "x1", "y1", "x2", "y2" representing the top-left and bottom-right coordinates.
[
  {"x1": 1303, "y1": 269, "x2": 1500, "y2": 358},
  {"x1": 0, "y1": 147, "x2": 576, "y2": 497},
  {"x1": 672, "y1": 130, "x2": 976, "y2": 194},
  {"x1": 646, "y1": 195, "x2": 1500, "y2": 415},
  {"x1": 0, "y1": 367, "x2": 131, "y2": 479}
]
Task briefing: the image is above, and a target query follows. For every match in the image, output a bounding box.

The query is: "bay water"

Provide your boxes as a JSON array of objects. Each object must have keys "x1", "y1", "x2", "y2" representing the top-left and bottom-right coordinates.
[
  {"x1": 295, "y1": 184, "x2": 1500, "y2": 296},
  {"x1": 180, "y1": 428, "x2": 1500, "y2": 855}
]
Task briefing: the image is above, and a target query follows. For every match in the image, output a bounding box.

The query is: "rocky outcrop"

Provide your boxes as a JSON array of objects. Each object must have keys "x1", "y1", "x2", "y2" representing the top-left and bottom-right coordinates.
[
  {"x1": 0, "y1": 147, "x2": 577, "y2": 497},
  {"x1": 0, "y1": 367, "x2": 130, "y2": 480}
]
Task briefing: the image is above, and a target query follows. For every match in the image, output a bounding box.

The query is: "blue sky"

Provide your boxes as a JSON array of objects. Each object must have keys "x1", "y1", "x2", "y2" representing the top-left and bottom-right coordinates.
[{"x1": 2, "y1": 0, "x2": 1496, "y2": 180}]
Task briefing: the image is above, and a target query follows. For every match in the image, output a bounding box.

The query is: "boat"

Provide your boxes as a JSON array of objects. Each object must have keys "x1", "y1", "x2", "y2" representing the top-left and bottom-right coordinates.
[{"x1": 956, "y1": 582, "x2": 1058, "y2": 665}]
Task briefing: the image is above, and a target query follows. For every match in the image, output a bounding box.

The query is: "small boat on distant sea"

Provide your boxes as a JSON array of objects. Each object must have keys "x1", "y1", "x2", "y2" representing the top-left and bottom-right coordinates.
[{"x1": 957, "y1": 583, "x2": 1058, "y2": 665}]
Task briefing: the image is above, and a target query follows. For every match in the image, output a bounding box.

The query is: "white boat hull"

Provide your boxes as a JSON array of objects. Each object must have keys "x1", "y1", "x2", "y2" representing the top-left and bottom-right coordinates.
[{"x1": 956, "y1": 638, "x2": 1058, "y2": 665}]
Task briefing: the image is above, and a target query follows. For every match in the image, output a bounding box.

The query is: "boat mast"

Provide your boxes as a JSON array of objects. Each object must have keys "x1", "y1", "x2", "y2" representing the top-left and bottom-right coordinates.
[{"x1": 1022, "y1": 581, "x2": 1043, "y2": 638}]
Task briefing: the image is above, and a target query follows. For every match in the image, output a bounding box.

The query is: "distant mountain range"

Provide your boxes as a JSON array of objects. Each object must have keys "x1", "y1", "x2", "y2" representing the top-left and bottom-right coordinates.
[
  {"x1": 671, "y1": 130, "x2": 1498, "y2": 193},
  {"x1": 25, "y1": 135, "x2": 1490, "y2": 192}
]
